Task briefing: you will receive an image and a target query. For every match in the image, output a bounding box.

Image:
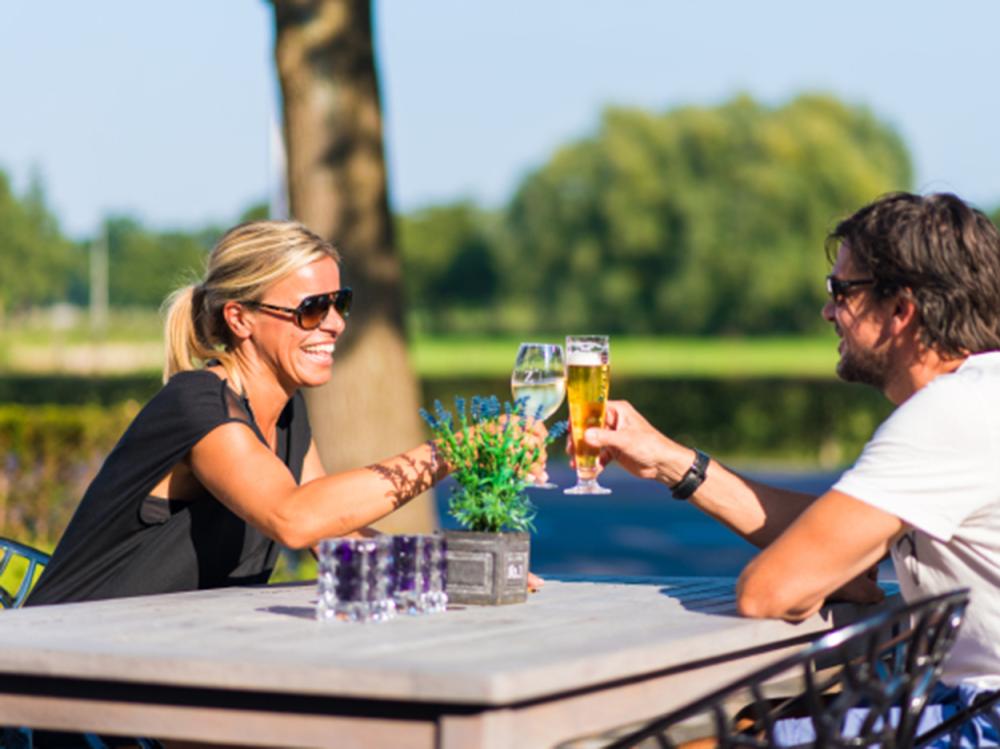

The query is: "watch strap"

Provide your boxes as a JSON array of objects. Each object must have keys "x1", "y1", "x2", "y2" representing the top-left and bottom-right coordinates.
[{"x1": 671, "y1": 449, "x2": 710, "y2": 500}]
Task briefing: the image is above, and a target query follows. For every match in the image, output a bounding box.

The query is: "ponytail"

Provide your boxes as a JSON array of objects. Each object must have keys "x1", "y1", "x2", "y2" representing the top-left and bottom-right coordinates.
[{"x1": 163, "y1": 285, "x2": 214, "y2": 383}]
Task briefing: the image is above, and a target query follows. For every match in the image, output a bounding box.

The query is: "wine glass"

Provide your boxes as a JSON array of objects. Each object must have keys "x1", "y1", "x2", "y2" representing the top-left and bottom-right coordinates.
[
  {"x1": 511, "y1": 342, "x2": 566, "y2": 490},
  {"x1": 564, "y1": 335, "x2": 611, "y2": 495}
]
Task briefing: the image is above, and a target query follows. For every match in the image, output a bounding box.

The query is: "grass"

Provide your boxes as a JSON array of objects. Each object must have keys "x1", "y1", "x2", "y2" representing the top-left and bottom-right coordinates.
[
  {"x1": 2, "y1": 310, "x2": 842, "y2": 379},
  {"x1": 411, "y1": 334, "x2": 841, "y2": 379}
]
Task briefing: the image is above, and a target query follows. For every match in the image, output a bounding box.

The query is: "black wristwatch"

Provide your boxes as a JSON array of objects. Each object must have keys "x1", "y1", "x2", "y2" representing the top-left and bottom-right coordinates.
[{"x1": 671, "y1": 449, "x2": 710, "y2": 500}]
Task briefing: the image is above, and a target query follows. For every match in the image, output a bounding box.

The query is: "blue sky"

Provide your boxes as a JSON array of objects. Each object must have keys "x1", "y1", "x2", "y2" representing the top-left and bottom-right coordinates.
[{"x1": 2, "y1": 1, "x2": 999, "y2": 238}]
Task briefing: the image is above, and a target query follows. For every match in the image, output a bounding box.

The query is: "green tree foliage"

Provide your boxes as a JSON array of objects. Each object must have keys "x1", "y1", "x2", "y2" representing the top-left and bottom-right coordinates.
[
  {"x1": 0, "y1": 170, "x2": 78, "y2": 317},
  {"x1": 104, "y1": 217, "x2": 219, "y2": 307},
  {"x1": 504, "y1": 94, "x2": 913, "y2": 335},
  {"x1": 397, "y1": 201, "x2": 503, "y2": 333}
]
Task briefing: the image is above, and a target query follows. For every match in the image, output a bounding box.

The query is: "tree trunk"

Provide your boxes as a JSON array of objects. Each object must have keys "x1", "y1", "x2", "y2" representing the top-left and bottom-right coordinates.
[{"x1": 272, "y1": 0, "x2": 436, "y2": 533}]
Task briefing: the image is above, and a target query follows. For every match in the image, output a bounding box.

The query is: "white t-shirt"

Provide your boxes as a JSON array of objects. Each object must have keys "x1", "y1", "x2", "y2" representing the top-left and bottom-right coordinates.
[{"x1": 833, "y1": 351, "x2": 1000, "y2": 689}]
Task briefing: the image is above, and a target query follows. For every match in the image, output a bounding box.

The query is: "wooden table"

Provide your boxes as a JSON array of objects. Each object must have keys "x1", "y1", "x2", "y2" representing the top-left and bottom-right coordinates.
[{"x1": 0, "y1": 576, "x2": 868, "y2": 748}]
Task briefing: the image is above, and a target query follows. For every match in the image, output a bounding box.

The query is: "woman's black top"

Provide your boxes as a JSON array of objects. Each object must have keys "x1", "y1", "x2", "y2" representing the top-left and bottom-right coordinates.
[{"x1": 26, "y1": 370, "x2": 311, "y2": 606}]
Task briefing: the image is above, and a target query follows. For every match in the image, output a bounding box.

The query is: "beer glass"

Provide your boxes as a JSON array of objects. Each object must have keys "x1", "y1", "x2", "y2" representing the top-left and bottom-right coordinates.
[
  {"x1": 564, "y1": 335, "x2": 611, "y2": 495},
  {"x1": 511, "y1": 342, "x2": 566, "y2": 489}
]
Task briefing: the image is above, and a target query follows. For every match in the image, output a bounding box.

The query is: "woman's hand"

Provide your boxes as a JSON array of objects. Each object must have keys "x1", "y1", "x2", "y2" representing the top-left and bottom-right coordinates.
[
  {"x1": 519, "y1": 416, "x2": 551, "y2": 486},
  {"x1": 447, "y1": 414, "x2": 551, "y2": 485}
]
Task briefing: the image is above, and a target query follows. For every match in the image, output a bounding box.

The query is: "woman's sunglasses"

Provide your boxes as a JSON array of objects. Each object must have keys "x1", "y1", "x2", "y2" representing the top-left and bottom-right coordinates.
[{"x1": 242, "y1": 288, "x2": 353, "y2": 330}]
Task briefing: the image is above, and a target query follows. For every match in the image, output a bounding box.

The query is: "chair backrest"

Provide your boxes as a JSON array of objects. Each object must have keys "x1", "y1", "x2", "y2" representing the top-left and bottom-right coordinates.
[
  {"x1": 592, "y1": 589, "x2": 970, "y2": 749},
  {"x1": 0, "y1": 537, "x2": 51, "y2": 609}
]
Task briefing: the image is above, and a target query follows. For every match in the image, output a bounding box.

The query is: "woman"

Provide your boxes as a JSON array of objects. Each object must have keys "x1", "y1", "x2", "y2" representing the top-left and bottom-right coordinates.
[{"x1": 27, "y1": 220, "x2": 518, "y2": 606}]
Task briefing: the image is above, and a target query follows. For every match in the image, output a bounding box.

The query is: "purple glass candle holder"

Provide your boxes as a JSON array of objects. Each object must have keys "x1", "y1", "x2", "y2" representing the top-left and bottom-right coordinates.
[
  {"x1": 317, "y1": 537, "x2": 396, "y2": 623},
  {"x1": 392, "y1": 534, "x2": 448, "y2": 615},
  {"x1": 423, "y1": 533, "x2": 448, "y2": 613},
  {"x1": 392, "y1": 535, "x2": 423, "y2": 614}
]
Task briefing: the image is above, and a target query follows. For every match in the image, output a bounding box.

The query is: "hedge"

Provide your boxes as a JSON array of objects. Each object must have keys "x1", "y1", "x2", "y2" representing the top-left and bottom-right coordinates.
[
  {"x1": 0, "y1": 375, "x2": 893, "y2": 551},
  {"x1": 0, "y1": 402, "x2": 139, "y2": 550}
]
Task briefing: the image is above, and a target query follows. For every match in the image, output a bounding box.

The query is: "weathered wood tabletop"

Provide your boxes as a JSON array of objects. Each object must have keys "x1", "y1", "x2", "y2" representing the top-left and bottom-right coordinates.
[{"x1": 0, "y1": 576, "x2": 865, "y2": 748}]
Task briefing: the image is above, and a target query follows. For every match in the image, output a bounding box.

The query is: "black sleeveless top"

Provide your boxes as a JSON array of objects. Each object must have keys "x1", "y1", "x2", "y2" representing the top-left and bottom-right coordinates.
[{"x1": 26, "y1": 370, "x2": 311, "y2": 606}]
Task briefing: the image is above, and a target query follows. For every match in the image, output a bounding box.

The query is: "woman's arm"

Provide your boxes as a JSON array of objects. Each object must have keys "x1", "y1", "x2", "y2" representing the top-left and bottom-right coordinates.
[{"x1": 190, "y1": 422, "x2": 446, "y2": 549}]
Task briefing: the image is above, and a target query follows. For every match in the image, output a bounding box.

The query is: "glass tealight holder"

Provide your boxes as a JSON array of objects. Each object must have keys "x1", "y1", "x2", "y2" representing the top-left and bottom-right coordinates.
[
  {"x1": 393, "y1": 534, "x2": 448, "y2": 615},
  {"x1": 422, "y1": 533, "x2": 448, "y2": 614},
  {"x1": 316, "y1": 536, "x2": 396, "y2": 623}
]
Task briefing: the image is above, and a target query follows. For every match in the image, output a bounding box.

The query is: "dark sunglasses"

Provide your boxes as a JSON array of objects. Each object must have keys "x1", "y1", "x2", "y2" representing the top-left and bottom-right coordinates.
[
  {"x1": 242, "y1": 288, "x2": 353, "y2": 330},
  {"x1": 825, "y1": 275, "x2": 874, "y2": 304}
]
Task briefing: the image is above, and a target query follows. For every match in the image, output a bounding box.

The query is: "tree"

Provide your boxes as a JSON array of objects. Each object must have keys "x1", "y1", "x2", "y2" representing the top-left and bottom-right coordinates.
[
  {"x1": 396, "y1": 201, "x2": 502, "y2": 334},
  {"x1": 271, "y1": 0, "x2": 435, "y2": 532},
  {"x1": 103, "y1": 216, "x2": 219, "y2": 307},
  {"x1": 504, "y1": 94, "x2": 913, "y2": 335},
  {"x1": 0, "y1": 170, "x2": 76, "y2": 322}
]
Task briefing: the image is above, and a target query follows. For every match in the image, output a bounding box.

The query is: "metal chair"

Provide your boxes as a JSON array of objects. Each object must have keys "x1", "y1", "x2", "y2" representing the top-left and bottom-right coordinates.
[
  {"x1": 564, "y1": 589, "x2": 969, "y2": 749},
  {"x1": 0, "y1": 537, "x2": 51, "y2": 609}
]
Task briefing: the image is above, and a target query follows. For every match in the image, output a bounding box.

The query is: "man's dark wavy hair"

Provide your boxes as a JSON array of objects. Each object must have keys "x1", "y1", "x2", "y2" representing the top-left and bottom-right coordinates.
[{"x1": 827, "y1": 192, "x2": 1000, "y2": 358}]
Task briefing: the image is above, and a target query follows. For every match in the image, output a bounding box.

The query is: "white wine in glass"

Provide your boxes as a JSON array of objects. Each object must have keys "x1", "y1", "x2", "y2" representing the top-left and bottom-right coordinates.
[
  {"x1": 565, "y1": 335, "x2": 611, "y2": 495},
  {"x1": 511, "y1": 343, "x2": 566, "y2": 490}
]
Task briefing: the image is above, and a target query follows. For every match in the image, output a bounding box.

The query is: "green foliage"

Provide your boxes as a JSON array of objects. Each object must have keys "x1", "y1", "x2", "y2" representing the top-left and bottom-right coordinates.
[
  {"x1": 396, "y1": 201, "x2": 504, "y2": 333},
  {"x1": 419, "y1": 376, "x2": 891, "y2": 468},
  {"x1": 0, "y1": 374, "x2": 890, "y2": 558},
  {"x1": 0, "y1": 402, "x2": 138, "y2": 549},
  {"x1": 420, "y1": 396, "x2": 565, "y2": 533},
  {"x1": 105, "y1": 216, "x2": 220, "y2": 307},
  {"x1": 503, "y1": 93, "x2": 913, "y2": 335},
  {"x1": 0, "y1": 374, "x2": 160, "y2": 406},
  {"x1": 0, "y1": 170, "x2": 79, "y2": 316},
  {"x1": 238, "y1": 201, "x2": 271, "y2": 223}
]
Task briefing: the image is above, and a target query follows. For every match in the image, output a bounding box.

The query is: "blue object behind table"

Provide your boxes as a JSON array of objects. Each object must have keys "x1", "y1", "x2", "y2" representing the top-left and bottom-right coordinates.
[{"x1": 434, "y1": 464, "x2": 851, "y2": 578}]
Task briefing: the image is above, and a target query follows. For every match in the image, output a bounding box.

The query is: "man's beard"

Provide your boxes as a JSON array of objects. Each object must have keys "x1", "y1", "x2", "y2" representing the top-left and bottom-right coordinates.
[{"x1": 836, "y1": 342, "x2": 890, "y2": 390}]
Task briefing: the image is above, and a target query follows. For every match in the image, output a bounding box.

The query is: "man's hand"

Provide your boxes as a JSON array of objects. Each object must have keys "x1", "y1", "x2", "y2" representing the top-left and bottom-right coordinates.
[
  {"x1": 579, "y1": 400, "x2": 678, "y2": 482},
  {"x1": 826, "y1": 564, "x2": 885, "y2": 606}
]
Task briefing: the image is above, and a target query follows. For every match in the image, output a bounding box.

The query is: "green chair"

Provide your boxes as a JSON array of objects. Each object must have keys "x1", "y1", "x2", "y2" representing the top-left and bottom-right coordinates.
[{"x1": 0, "y1": 537, "x2": 50, "y2": 609}]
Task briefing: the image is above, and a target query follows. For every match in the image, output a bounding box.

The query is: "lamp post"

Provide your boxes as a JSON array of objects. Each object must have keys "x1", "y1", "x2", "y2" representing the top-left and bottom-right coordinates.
[{"x1": 89, "y1": 222, "x2": 108, "y2": 336}]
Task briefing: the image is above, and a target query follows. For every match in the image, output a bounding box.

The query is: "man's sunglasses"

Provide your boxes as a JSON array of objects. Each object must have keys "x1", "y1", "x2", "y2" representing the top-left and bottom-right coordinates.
[
  {"x1": 825, "y1": 275, "x2": 874, "y2": 304},
  {"x1": 242, "y1": 288, "x2": 353, "y2": 330}
]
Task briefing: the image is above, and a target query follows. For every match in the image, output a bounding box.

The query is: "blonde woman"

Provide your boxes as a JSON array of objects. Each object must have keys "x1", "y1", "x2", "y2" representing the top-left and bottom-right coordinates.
[{"x1": 27, "y1": 221, "x2": 536, "y2": 605}]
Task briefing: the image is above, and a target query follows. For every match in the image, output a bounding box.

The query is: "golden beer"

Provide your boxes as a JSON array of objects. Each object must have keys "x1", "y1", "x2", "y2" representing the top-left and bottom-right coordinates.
[
  {"x1": 567, "y1": 360, "x2": 610, "y2": 480},
  {"x1": 565, "y1": 335, "x2": 611, "y2": 495}
]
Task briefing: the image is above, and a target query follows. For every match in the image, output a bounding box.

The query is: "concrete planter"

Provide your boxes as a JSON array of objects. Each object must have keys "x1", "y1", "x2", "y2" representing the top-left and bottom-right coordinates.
[{"x1": 444, "y1": 530, "x2": 530, "y2": 605}]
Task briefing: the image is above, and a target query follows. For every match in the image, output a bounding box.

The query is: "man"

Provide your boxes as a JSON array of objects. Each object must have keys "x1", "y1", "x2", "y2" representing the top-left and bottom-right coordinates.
[{"x1": 584, "y1": 192, "x2": 1000, "y2": 692}]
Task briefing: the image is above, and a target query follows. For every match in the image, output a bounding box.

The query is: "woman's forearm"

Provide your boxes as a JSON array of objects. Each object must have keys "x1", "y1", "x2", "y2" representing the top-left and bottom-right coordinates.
[{"x1": 276, "y1": 441, "x2": 447, "y2": 548}]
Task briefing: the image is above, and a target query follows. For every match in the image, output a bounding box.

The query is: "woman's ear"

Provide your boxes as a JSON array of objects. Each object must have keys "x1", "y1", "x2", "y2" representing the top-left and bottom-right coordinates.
[{"x1": 222, "y1": 301, "x2": 254, "y2": 341}]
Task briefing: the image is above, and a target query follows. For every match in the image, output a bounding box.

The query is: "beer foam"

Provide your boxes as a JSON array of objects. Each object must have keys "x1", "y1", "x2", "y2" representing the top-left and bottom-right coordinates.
[{"x1": 567, "y1": 351, "x2": 604, "y2": 366}]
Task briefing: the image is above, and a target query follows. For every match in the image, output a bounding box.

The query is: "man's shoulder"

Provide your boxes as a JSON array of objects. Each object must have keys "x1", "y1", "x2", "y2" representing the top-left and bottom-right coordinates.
[{"x1": 909, "y1": 352, "x2": 1000, "y2": 411}]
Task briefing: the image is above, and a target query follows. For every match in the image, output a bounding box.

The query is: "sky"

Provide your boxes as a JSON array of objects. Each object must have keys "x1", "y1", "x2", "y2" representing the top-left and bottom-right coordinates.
[{"x1": 2, "y1": 1, "x2": 999, "y2": 239}]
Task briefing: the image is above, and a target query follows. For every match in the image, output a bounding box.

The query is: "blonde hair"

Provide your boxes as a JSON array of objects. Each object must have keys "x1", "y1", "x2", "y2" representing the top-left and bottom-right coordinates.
[{"x1": 162, "y1": 220, "x2": 340, "y2": 390}]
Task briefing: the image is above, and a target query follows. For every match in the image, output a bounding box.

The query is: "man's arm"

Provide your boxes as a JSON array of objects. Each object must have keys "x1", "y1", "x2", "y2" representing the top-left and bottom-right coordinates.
[
  {"x1": 583, "y1": 400, "x2": 816, "y2": 547},
  {"x1": 584, "y1": 401, "x2": 891, "y2": 612},
  {"x1": 736, "y1": 489, "x2": 904, "y2": 621}
]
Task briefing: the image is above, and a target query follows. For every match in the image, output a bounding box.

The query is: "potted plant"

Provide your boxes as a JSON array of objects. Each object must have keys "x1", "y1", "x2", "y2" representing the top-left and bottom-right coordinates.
[{"x1": 420, "y1": 396, "x2": 566, "y2": 605}]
